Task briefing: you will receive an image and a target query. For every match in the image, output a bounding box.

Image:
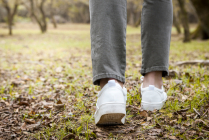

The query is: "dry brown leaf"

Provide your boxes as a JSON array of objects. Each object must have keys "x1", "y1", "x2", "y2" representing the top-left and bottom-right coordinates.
[
  {"x1": 54, "y1": 104, "x2": 65, "y2": 110},
  {"x1": 57, "y1": 99, "x2": 63, "y2": 104},
  {"x1": 148, "y1": 132, "x2": 158, "y2": 136},
  {"x1": 169, "y1": 136, "x2": 177, "y2": 139},
  {"x1": 25, "y1": 118, "x2": 35, "y2": 124},
  {"x1": 0, "y1": 102, "x2": 6, "y2": 107},
  {"x1": 152, "y1": 129, "x2": 162, "y2": 133},
  {"x1": 17, "y1": 101, "x2": 29, "y2": 106},
  {"x1": 174, "y1": 79, "x2": 182, "y2": 84},
  {"x1": 38, "y1": 110, "x2": 47, "y2": 114},
  {"x1": 28, "y1": 111, "x2": 36, "y2": 116},
  {"x1": 0, "y1": 101, "x2": 10, "y2": 107},
  {"x1": 21, "y1": 123, "x2": 27, "y2": 130},
  {"x1": 166, "y1": 70, "x2": 179, "y2": 79},
  {"x1": 147, "y1": 117, "x2": 153, "y2": 121},
  {"x1": 169, "y1": 120, "x2": 177, "y2": 126},
  {"x1": 140, "y1": 110, "x2": 148, "y2": 117},
  {"x1": 42, "y1": 101, "x2": 53, "y2": 109},
  {"x1": 63, "y1": 133, "x2": 79, "y2": 140},
  {"x1": 26, "y1": 123, "x2": 41, "y2": 131},
  {"x1": 141, "y1": 121, "x2": 149, "y2": 126},
  {"x1": 181, "y1": 95, "x2": 188, "y2": 102}
]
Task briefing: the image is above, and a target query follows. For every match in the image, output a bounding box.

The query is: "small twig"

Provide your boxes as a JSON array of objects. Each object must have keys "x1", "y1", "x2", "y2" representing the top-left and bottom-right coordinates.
[
  {"x1": 126, "y1": 105, "x2": 141, "y2": 111},
  {"x1": 174, "y1": 107, "x2": 190, "y2": 115},
  {"x1": 201, "y1": 108, "x2": 209, "y2": 117},
  {"x1": 202, "y1": 129, "x2": 209, "y2": 133},
  {"x1": 175, "y1": 60, "x2": 209, "y2": 66},
  {"x1": 193, "y1": 108, "x2": 200, "y2": 116},
  {"x1": 194, "y1": 114, "x2": 198, "y2": 119}
]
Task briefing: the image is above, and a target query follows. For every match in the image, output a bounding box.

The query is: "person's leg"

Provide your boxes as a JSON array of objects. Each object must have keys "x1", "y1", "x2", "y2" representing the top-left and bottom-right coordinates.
[
  {"x1": 89, "y1": 0, "x2": 127, "y2": 88},
  {"x1": 141, "y1": 0, "x2": 173, "y2": 88},
  {"x1": 89, "y1": 0, "x2": 127, "y2": 125},
  {"x1": 100, "y1": 78, "x2": 123, "y2": 89},
  {"x1": 140, "y1": 0, "x2": 173, "y2": 111},
  {"x1": 143, "y1": 71, "x2": 163, "y2": 89}
]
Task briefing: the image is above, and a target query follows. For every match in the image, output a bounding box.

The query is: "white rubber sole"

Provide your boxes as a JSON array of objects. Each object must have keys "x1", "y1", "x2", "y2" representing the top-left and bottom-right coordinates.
[
  {"x1": 95, "y1": 103, "x2": 126, "y2": 125},
  {"x1": 141, "y1": 100, "x2": 166, "y2": 111}
]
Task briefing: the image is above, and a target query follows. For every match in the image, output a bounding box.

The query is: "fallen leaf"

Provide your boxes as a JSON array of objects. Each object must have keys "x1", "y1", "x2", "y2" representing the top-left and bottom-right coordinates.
[
  {"x1": 57, "y1": 99, "x2": 63, "y2": 104},
  {"x1": 181, "y1": 95, "x2": 188, "y2": 102},
  {"x1": 54, "y1": 104, "x2": 64, "y2": 110},
  {"x1": 17, "y1": 101, "x2": 29, "y2": 106},
  {"x1": 140, "y1": 110, "x2": 148, "y2": 117},
  {"x1": 147, "y1": 117, "x2": 153, "y2": 121},
  {"x1": 141, "y1": 121, "x2": 149, "y2": 126},
  {"x1": 26, "y1": 123, "x2": 41, "y2": 131},
  {"x1": 63, "y1": 133, "x2": 79, "y2": 140},
  {"x1": 25, "y1": 118, "x2": 35, "y2": 124},
  {"x1": 169, "y1": 136, "x2": 177, "y2": 139},
  {"x1": 21, "y1": 123, "x2": 27, "y2": 130},
  {"x1": 174, "y1": 79, "x2": 182, "y2": 84},
  {"x1": 56, "y1": 67, "x2": 63, "y2": 73},
  {"x1": 166, "y1": 70, "x2": 179, "y2": 79}
]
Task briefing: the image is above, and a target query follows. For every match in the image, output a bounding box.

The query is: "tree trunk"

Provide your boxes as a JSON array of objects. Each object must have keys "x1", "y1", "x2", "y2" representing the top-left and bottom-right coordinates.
[
  {"x1": 134, "y1": 17, "x2": 141, "y2": 28},
  {"x1": 2, "y1": 0, "x2": 19, "y2": 35},
  {"x1": 177, "y1": 0, "x2": 191, "y2": 42},
  {"x1": 173, "y1": 12, "x2": 181, "y2": 34},
  {"x1": 50, "y1": 0, "x2": 57, "y2": 28},
  {"x1": 8, "y1": 17, "x2": 12, "y2": 35},
  {"x1": 30, "y1": 0, "x2": 47, "y2": 33},
  {"x1": 5, "y1": 6, "x2": 12, "y2": 35},
  {"x1": 39, "y1": 0, "x2": 47, "y2": 33},
  {"x1": 190, "y1": 0, "x2": 209, "y2": 40},
  {"x1": 30, "y1": 0, "x2": 43, "y2": 32},
  {"x1": 51, "y1": 16, "x2": 57, "y2": 28}
]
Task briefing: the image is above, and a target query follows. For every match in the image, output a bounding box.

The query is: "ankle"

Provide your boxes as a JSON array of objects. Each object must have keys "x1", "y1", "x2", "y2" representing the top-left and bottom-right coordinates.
[
  {"x1": 100, "y1": 78, "x2": 123, "y2": 89},
  {"x1": 142, "y1": 71, "x2": 163, "y2": 89}
]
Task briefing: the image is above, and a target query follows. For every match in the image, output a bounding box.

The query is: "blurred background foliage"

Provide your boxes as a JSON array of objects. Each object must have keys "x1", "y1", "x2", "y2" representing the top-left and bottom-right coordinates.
[{"x1": 0, "y1": 0, "x2": 208, "y2": 41}]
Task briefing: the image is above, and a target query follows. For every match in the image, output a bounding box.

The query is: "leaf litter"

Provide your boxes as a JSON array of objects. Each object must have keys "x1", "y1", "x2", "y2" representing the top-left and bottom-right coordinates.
[{"x1": 0, "y1": 24, "x2": 209, "y2": 139}]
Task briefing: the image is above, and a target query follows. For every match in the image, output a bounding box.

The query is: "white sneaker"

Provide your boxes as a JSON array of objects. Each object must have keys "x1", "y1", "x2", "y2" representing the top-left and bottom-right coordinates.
[
  {"x1": 141, "y1": 77, "x2": 167, "y2": 111},
  {"x1": 94, "y1": 80, "x2": 127, "y2": 125}
]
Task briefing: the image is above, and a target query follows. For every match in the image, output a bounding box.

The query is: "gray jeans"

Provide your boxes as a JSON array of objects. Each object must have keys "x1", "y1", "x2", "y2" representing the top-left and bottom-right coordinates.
[{"x1": 90, "y1": 0, "x2": 173, "y2": 85}]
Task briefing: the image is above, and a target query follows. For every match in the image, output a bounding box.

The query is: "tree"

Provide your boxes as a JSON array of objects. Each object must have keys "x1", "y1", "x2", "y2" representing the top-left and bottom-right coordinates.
[
  {"x1": 190, "y1": 0, "x2": 209, "y2": 40},
  {"x1": 1, "y1": 0, "x2": 20, "y2": 35},
  {"x1": 134, "y1": 17, "x2": 141, "y2": 28},
  {"x1": 173, "y1": 1, "x2": 181, "y2": 34},
  {"x1": 127, "y1": 0, "x2": 142, "y2": 27},
  {"x1": 50, "y1": 0, "x2": 57, "y2": 28},
  {"x1": 177, "y1": 0, "x2": 190, "y2": 42},
  {"x1": 173, "y1": 13, "x2": 181, "y2": 34},
  {"x1": 29, "y1": 0, "x2": 47, "y2": 33}
]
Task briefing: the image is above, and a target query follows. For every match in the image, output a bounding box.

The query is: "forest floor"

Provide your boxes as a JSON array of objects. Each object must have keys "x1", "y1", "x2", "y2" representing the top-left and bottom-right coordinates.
[{"x1": 0, "y1": 23, "x2": 209, "y2": 140}]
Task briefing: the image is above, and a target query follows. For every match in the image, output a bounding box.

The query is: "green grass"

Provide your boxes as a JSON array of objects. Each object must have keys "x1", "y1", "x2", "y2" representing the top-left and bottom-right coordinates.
[{"x1": 0, "y1": 23, "x2": 209, "y2": 139}]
